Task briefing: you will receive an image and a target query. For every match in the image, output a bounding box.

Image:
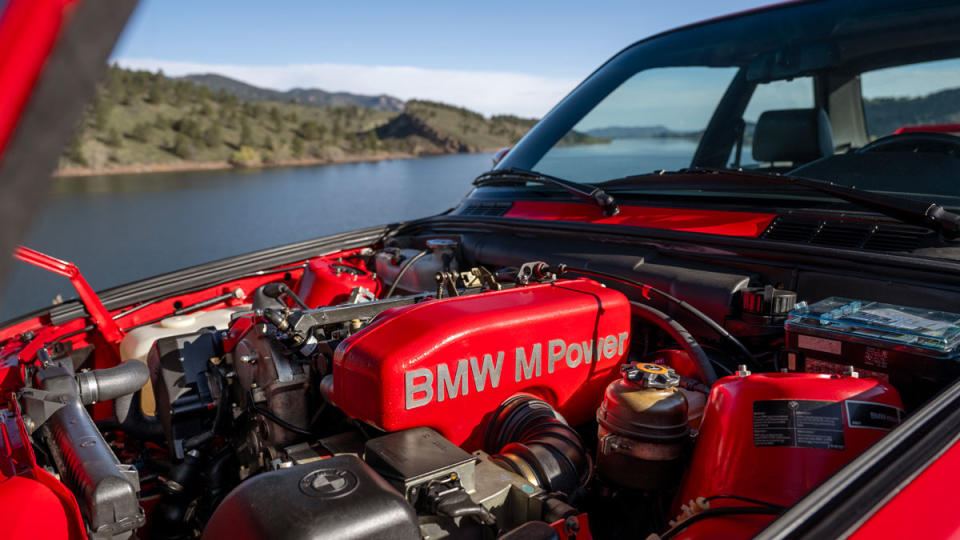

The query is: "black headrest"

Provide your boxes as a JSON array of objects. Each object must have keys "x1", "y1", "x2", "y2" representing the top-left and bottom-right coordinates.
[{"x1": 753, "y1": 108, "x2": 834, "y2": 164}]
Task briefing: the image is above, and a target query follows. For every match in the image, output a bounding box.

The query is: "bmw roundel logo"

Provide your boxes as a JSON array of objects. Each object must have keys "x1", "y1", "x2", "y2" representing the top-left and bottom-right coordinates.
[{"x1": 299, "y1": 468, "x2": 359, "y2": 498}]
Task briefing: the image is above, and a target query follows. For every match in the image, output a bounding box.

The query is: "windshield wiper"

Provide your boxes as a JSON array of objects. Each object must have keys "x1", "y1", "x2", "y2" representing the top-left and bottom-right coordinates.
[
  {"x1": 600, "y1": 167, "x2": 960, "y2": 239},
  {"x1": 474, "y1": 168, "x2": 620, "y2": 217}
]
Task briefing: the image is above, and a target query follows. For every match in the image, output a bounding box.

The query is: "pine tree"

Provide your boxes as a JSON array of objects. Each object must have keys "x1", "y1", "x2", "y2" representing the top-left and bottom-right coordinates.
[
  {"x1": 147, "y1": 83, "x2": 162, "y2": 104},
  {"x1": 203, "y1": 124, "x2": 222, "y2": 148},
  {"x1": 106, "y1": 128, "x2": 122, "y2": 148},
  {"x1": 364, "y1": 131, "x2": 379, "y2": 152},
  {"x1": 172, "y1": 134, "x2": 195, "y2": 159},
  {"x1": 269, "y1": 107, "x2": 283, "y2": 131},
  {"x1": 131, "y1": 123, "x2": 151, "y2": 143},
  {"x1": 239, "y1": 120, "x2": 254, "y2": 147},
  {"x1": 92, "y1": 97, "x2": 111, "y2": 129},
  {"x1": 65, "y1": 136, "x2": 87, "y2": 166},
  {"x1": 291, "y1": 137, "x2": 304, "y2": 157}
]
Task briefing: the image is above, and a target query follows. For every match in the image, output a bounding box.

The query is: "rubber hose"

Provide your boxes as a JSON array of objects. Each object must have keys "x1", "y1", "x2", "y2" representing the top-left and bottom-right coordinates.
[
  {"x1": 484, "y1": 395, "x2": 589, "y2": 494},
  {"x1": 114, "y1": 390, "x2": 164, "y2": 440},
  {"x1": 630, "y1": 302, "x2": 718, "y2": 385},
  {"x1": 567, "y1": 268, "x2": 757, "y2": 368},
  {"x1": 75, "y1": 359, "x2": 150, "y2": 405},
  {"x1": 384, "y1": 249, "x2": 430, "y2": 298},
  {"x1": 72, "y1": 359, "x2": 163, "y2": 439}
]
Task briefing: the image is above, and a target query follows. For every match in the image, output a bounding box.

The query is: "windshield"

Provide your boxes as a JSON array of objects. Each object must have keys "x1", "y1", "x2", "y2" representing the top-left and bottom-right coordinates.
[{"x1": 499, "y1": 0, "x2": 960, "y2": 204}]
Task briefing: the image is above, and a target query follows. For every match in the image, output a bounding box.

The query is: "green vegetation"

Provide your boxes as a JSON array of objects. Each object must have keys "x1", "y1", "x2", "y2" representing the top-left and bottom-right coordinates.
[
  {"x1": 59, "y1": 66, "x2": 606, "y2": 173},
  {"x1": 61, "y1": 66, "x2": 401, "y2": 171},
  {"x1": 864, "y1": 87, "x2": 960, "y2": 136},
  {"x1": 229, "y1": 146, "x2": 261, "y2": 168}
]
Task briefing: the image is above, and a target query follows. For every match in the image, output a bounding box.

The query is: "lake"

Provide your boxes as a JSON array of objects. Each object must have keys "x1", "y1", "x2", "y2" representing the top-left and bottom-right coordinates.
[
  {"x1": 0, "y1": 152, "x2": 494, "y2": 320},
  {"x1": 0, "y1": 138, "x2": 699, "y2": 320}
]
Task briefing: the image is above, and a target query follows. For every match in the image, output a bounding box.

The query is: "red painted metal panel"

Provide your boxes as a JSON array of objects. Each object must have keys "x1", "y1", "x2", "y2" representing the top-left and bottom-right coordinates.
[
  {"x1": 849, "y1": 439, "x2": 960, "y2": 539},
  {"x1": 332, "y1": 278, "x2": 631, "y2": 448},
  {"x1": 0, "y1": 399, "x2": 85, "y2": 539},
  {"x1": 893, "y1": 123, "x2": 960, "y2": 135},
  {"x1": 295, "y1": 258, "x2": 381, "y2": 308},
  {"x1": 0, "y1": 0, "x2": 79, "y2": 161},
  {"x1": 675, "y1": 373, "x2": 902, "y2": 539},
  {"x1": 503, "y1": 202, "x2": 776, "y2": 237}
]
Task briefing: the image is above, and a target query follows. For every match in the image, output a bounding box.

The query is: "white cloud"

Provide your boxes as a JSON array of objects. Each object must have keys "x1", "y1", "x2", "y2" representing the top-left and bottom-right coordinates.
[{"x1": 114, "y1": 58, "x2": 579, "y2": 118}]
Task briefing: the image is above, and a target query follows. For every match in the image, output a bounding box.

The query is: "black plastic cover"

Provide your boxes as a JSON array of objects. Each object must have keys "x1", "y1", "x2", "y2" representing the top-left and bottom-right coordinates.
[
  {"x1": 148, "y1": 330, "x2": 219, "y2": 459},
  {"x1": 43, "y1": 398, "x2": 144, "y2": 539},
  {"x1": 365, "y1": 427, "x2": 474, "y2": 488},
  {"x1": 202, "y1": 455, "x2": 420, "y2": 540}
]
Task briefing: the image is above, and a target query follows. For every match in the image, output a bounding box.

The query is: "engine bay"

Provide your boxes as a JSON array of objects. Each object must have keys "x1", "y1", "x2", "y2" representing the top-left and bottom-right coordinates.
[{"x1": 4, "y1": 231, "x2": 959, "y2": 540}]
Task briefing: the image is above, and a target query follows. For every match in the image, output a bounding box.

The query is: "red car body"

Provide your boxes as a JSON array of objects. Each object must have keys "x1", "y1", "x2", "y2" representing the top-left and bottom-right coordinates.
[{"x1": 1, "y1": 1, "x2": 959, "y2": 538}]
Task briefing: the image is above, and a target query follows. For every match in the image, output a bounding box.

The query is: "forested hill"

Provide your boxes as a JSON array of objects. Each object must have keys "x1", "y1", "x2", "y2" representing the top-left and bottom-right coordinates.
[
  {"x1": 58, "y1": 67, "x2": 577, "y2": 175},
  {"x1": 180, "y1": 73, "x2": 405, "y2": 111},
  {"x1": 864, "y1": 87, "x2": 960, "y2": 136}
]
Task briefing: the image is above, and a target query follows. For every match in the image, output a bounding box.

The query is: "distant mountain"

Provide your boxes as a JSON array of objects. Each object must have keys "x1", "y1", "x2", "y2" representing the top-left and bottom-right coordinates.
[
  {"x1": 585, "y1": 125, "x2": 701, "y2": 140},
  {"x1": 180, "y1": 73, "x2": 405, "y2": 112},
  {"x1": 58, "y1": 67, "x2": 550, "y2": 174},
  {"x1": 864, "y1": 87, "x2": 960, "y2": 136}
]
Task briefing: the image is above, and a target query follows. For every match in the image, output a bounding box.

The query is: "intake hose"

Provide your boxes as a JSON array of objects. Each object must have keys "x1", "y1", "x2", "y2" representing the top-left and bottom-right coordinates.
[
  {"x1": 76, "y1": 359, "x2": 150, "y2": 405},
  {"x1": 114, "y1": 390, "x2": 164, "y2": 440},
  {"x1": 630, "y1": 302, "x2": 718, "y2": 385},
  {"x1": 149, "y1": 449, "x2": 204, "y2": 540},
  {"x1": 38, "y1": 372, "x2": 145, "y2": 537},
  {"x1": 483, "y1": 395, "x2": 589, "y2": 494},
  {"x1": 75, "y1": 359, "x2": 164, "y2": 440}
]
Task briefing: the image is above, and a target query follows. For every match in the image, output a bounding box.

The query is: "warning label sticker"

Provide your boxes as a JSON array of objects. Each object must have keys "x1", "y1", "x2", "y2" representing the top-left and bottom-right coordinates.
[
  {"x1": 845, "y1": 400, "x2": 902, "y2": 430},
  {"x1": 753, "y1": 400, "x2": 845, "y2": 450}
]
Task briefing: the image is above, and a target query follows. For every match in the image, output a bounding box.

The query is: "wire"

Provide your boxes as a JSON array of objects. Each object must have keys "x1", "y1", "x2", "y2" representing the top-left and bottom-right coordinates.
[
  {"x1": 659, "y1": 507, "x2": 781, "y2": 539},
  {"x1": 631, "y1": 302, "x2": 718, "y2": 385},
  {"x1": 279, "y1": 284, "x2": 310, "y2": 310},
  {"x1": 247, "y1": 388, "x2": 313, "y2": 436},
  {"x1": 566, "y1": 268, "x2": 760, "y2": 369},
  {"x1": 384, "y1": 250, "x2": 430, "y2": 298},
  {"x1": 704, "y1": 494, "x2": 785, "y2": 509},
  {"x1": 677, "y1": 375, "x2": 712, "y2": 394}
]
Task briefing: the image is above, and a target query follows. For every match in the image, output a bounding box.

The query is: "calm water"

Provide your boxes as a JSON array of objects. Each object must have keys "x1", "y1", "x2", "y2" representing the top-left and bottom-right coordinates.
[
  {"x1": 536, "y1": 138, "x2": 698, "y2": 182},
  {"x1": 0, "y1": 138, "x2": 698, "y2": 320},
  {"x1": 0, "y1": 153, "x2": 494, "y2": 320}
]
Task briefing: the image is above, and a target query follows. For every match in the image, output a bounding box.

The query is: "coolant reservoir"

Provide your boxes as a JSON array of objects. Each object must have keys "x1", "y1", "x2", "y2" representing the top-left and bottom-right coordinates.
[
  {"x1": 596, "y1": 363, "x2": 690, "y2": 490},
  {"x1": 119, "y1": 307, "x2": 249, "y2": 415}
]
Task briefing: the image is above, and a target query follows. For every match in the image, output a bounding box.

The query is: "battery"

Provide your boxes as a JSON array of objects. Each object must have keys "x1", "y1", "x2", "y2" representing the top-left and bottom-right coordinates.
[{"x1": 784, "y1": 297, "x2": 960, "y2": 409}]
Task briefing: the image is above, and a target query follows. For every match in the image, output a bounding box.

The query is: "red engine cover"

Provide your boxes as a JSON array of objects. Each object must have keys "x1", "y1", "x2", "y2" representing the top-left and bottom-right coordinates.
[
  {"x1": 295, "y1": 258, "x2": 381, "y2": 308},
  {"x1": 676, "y1": 372, "x2": 903, "y2": 539},
  {"x1": 331, "y1": 278, "x2": 631, "y2": 448}
]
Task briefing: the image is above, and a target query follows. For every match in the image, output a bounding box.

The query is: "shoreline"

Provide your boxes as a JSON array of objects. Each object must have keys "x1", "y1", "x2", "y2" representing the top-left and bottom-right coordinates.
[{"x1": 52, "y1": 151, "x2": 430, "y2": 178}]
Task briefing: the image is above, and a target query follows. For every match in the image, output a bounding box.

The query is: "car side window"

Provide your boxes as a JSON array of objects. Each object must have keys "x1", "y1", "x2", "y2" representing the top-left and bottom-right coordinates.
[
  {"x1": 732, "y1": 77, "x2": 814, "y2": 167},
  {"x1": 861, "y1": 58, "x2": 960, "y2": 139}
]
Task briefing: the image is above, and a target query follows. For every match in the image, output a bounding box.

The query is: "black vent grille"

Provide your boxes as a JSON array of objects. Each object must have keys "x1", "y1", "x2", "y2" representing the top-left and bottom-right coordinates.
[
  {"x1": 762, "y1": 216, "x2": 929, "y2": 252},
  {"x1": 457, "y1": 202, "x2": 512, "y2": 217}
]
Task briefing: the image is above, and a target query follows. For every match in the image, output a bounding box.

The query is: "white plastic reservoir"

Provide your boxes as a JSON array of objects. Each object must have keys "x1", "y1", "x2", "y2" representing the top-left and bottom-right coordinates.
[{"x1": 120, "y1": 306, "x2": 250, "y2": 415}]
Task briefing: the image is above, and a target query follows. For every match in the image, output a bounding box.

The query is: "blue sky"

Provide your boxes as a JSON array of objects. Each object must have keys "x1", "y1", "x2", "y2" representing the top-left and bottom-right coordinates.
[{"x1": 112, "y1": 0, "x2": 773, "y2": 116}]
